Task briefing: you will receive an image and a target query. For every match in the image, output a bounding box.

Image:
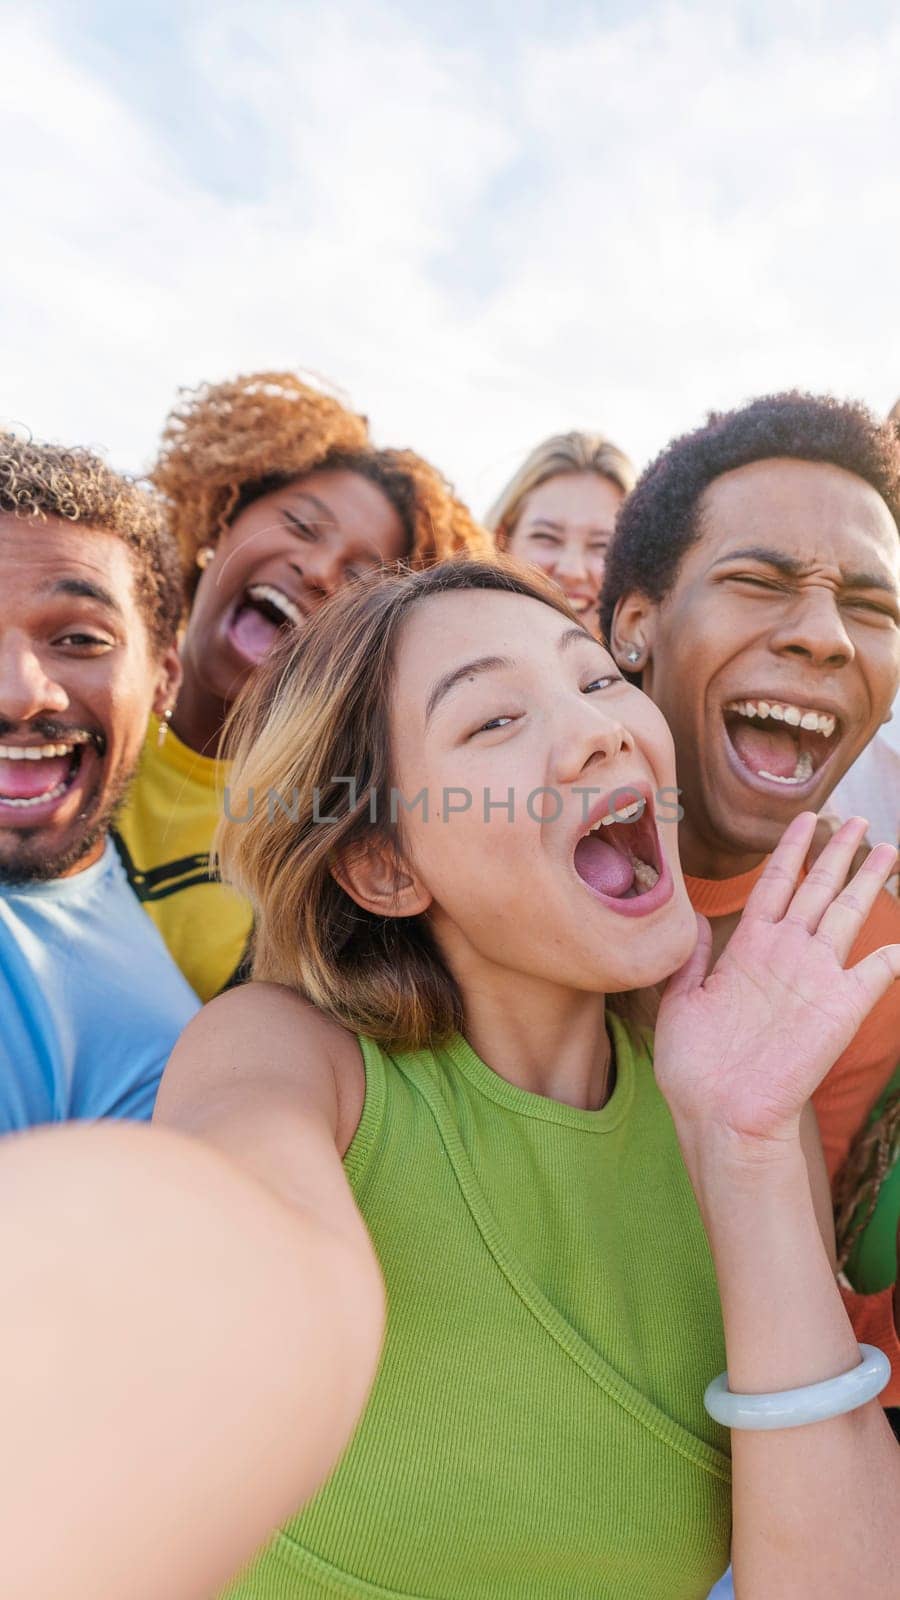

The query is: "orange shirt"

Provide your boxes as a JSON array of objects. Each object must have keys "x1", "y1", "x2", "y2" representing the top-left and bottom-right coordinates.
[{"x1": 685, "y1": 864, "x2": 900, "y2": 1405}]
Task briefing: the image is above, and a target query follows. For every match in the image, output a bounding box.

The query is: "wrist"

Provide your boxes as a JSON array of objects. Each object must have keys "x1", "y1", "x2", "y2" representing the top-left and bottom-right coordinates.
[{"x1": 673, "y1": 1120, "x2": 808, "y2": 1217}]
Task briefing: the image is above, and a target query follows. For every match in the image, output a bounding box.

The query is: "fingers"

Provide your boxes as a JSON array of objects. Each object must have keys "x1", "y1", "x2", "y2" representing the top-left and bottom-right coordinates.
[
  {"x1": 813, "y1": 842, "x2": 900, "y2": 964},
  {"x1": 804, "y1": 813, "x2": 841, "y2": 871},
  {"x1": 844, "y1": 940, "x2": 900, "y2": 1021},
  {"x1": 661, "y1": 913, "x2": 711, "y2": 1002},
  {"x1": 742, "y1": 812, "x2": 819, "y2": 924},
  {"x1": 780, "y1": 815, "x2": 871, "y2": 935}
]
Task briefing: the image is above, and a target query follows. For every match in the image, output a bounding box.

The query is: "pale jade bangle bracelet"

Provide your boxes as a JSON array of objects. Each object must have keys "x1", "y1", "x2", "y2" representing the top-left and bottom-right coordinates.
[{"x1": 704, "y1": 1345, "x2": 891, "y2": 1430}]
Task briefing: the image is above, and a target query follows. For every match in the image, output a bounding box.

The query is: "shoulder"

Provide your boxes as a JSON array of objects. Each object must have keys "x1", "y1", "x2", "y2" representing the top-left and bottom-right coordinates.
[{"x1": 161, "y1": 983, "x2": 366, "y2": 1155}]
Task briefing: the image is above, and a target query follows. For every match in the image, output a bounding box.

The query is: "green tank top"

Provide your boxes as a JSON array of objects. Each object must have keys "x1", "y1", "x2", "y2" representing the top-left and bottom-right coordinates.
[{"x1": 224, "y1": 1012, "x2": 731, "y2": 1599}]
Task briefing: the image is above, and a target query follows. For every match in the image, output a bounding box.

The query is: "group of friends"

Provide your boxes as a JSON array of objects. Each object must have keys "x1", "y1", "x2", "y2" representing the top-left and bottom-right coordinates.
[{"x1": 1, "y1": 375, "x2": 900, "y2": 1599}]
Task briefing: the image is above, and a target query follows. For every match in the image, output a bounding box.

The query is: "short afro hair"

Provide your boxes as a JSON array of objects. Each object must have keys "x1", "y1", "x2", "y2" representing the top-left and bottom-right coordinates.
[
  {"x1": 153, "y1": 371, "x2": 490, "y2": 598},
  {"x1": 600, "y1": 392, "x2": 900, "y2": 646},
  {"x1": 0, "y1": 432, "x2": 184, "y2": 653}
]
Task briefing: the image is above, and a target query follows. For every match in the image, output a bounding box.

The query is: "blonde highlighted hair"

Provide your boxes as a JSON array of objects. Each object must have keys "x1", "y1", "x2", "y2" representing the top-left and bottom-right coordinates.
[
  {"x1": 153, "y1": 370, "x2": 489, "y2": 594},
  {"x1": 484, "y1": 431, "x2": 636, "y2": 546},
  {"x1": 216, "y1": 559, "x2": 576, "y2": 1048}
]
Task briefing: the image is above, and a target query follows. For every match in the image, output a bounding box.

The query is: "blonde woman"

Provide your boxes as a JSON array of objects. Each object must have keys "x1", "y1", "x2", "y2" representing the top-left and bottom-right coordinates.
[
  {"x1": 485, "y1": 431, "x2": 635, "y2": 629},
  {"x1": 150, "y1": 558, "x2": 900, "y2": 1598}
]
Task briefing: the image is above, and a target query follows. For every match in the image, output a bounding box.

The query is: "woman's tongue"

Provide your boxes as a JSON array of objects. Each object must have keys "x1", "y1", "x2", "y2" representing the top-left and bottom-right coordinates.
[
  {"x1": 0, "y1": 756, "x2": 71, "y2": 801},
  {"x1": 573, "y1": 834, "x2": 635, "y2": 897},
  {"x1": 229, "y1": 603, "x2": 281, "y2": 666},
  {"x1": 729, "y1": 721, "x2": 802, "y2": 780}
]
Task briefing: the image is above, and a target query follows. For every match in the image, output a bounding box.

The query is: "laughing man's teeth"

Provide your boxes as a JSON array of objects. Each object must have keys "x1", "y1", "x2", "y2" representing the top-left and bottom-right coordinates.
[
  {"x1": 246, "y1": 584, "x2": 303, "y2": 627},
  {"x1": 0, "y1": 742, "x2": 77, "y2": 759},
  {"x1": 725, "y1": 701, "x2": 836, "y2": 737},
  {"x1": 0, "y1": 780, "x2": 69, "y2": 807},
  {"x1": 757, "y1": 751, "x2": 815, "y2": 786}
]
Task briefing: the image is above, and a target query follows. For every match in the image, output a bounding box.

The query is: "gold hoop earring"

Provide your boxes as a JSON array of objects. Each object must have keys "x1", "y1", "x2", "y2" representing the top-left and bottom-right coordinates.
[
  {"x1": 157, "y1": 708, "x2": 174, "y2": 748},
  {"x1": 196, "y1": 545, "x2": 215, "y2": 571}
]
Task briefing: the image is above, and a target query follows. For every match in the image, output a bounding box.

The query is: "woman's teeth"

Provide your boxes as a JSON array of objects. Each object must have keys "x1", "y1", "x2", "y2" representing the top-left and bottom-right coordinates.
[
  {"x1": 631, "y1": 857, "x2": 660, "y2": 890},
  {"x1": 725, "y1": 699, "x2": 836, "y2": 737},
  {"x1": 245, "y1": 584, "x2": 302, "y2": 627},
  {"x1": 589, "y1": 798, "x2": 646, "y2": 830}
]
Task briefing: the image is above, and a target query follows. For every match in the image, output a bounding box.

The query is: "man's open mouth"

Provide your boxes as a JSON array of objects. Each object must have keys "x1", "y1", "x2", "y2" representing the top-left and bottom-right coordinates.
[
  {"x1": 227, "y1": 583, "x2": 304, "y2": 666},
  {"x1": 0, "y1": 733, "x2": 95, "y2": 813},
  {"x1": 723, "y1": 697, "x2": 841, "y2": 789},
  {"x1": 573, "y1": 787, "x2": 666, "y2": 906}
]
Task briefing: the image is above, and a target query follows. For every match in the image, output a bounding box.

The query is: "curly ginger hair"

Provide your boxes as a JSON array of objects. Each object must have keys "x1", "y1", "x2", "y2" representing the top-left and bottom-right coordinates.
[{"x1": 153, "y1": 371, "x2": 489, "y2": 595}]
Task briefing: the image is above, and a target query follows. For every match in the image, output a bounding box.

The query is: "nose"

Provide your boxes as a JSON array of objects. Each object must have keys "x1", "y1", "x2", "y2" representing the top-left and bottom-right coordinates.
[
  {"x1": 769, "y1": 587, "x2": 854, "y2": 670},
  {"x1": 293, "y1": 543, "x2": 345, "y2": 604},
  {"x1": 552, "y1": 692, "x2": 636, "y2": 787},
  {"x1": 553, "y1": 543, "x2": 590, "y2": 584},
  {"x1": 0, "y1": 632, "x2": 70, "y2": 724}
]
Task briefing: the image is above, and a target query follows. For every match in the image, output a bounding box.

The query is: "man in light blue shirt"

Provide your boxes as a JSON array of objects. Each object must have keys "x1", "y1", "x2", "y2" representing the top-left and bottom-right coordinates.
[
  {"x1": 0, "y1": 839, "x2": 198, "y2": 1128},
  {"x1": 0, "y1": 433, "x2": 198, "y2": 1130}
]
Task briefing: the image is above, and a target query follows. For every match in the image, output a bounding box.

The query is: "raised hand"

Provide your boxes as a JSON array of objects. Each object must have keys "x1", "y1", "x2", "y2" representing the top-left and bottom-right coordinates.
[{"x1": 655, "y1": 813, "x2": 900, "y2": 1149}]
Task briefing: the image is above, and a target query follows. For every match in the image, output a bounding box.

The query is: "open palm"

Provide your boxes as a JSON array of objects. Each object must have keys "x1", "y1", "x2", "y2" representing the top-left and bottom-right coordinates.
[{"x1": 655, "y1": 813, "x2": 900, "y2": 1146}]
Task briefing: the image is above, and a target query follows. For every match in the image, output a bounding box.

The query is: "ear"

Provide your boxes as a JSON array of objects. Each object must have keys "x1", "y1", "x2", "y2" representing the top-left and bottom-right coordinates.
[
  {"x1": 331, "y1": 834, "x2": 432, "y2": 920},
  {"x1": 151, "y1": 644, "x2": 183, "y2": 718},
  {"x1": 608, "y1": 591, "x2": 659, "y2": 690}
]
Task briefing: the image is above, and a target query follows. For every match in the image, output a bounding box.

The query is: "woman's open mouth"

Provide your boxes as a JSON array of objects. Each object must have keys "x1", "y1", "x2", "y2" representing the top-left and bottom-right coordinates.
[
  {"x1": 722, "y1": 697, "x2": 842, "y2": 796},
  {"x1": 573, "y1": 787, "x2": 673, "y2": 917},
  {"x1": 0, "y1": 734, "x2": 96, "y2": 825},
  {"x1": 226, "y1": 583, "x2": 304, "y2": 667}
]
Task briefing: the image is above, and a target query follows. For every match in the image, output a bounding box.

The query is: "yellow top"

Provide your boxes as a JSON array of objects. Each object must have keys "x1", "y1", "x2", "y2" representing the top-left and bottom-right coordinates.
[{"x1": 114, "y1": 717, "x2": 253, "y2": 1002}]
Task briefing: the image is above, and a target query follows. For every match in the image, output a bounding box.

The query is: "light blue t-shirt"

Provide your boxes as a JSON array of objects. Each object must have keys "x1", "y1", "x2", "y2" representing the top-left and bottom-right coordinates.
[{"x1": 0, "y1": 839, "x2": 200, "y2": 1131}]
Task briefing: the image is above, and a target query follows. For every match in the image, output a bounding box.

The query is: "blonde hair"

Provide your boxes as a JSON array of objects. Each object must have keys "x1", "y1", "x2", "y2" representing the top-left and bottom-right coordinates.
[
  {"x1": 484, "y1": 431, "x2": 637, "y2": 545},
  {"x1": 153, "y1": 370, "x2": 490, "y2": 593},
  {"x1": 217, "y1": 559, "x2": 577, "y2": 1048},
  {"x1": 889, "y1": 398, "x2": 900, "y2": 426}
]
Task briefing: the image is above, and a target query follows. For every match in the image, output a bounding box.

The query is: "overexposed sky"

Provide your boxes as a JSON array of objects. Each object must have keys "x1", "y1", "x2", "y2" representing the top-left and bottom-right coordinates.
[{"x1": 3, "y1": 0, "x2": 899, "y2": 515}]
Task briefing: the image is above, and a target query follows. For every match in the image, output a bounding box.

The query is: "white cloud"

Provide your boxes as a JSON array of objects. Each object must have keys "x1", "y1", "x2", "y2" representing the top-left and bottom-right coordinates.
[{"x1": 2, "y1": 1, "x2": 899, "y2": 520}]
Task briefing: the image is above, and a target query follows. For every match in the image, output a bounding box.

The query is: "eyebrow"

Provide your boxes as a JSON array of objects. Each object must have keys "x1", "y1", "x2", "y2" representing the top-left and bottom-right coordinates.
[
  {"x1": 41, "y1": 577, "x2": 124, "y2": 614},
  {"x1": 712, "y1": 545, "x2": 898, "y2": 595},
  {"x1": 424, "y1": 627, "x2": 593, "y2": 724},
  {"x1": 526, "y1": 518, "x2": 612, "y2": 537}
]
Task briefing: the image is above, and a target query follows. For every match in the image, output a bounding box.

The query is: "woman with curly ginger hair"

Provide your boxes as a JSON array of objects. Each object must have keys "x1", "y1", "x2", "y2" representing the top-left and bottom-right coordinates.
[{"x1": 115, "y1": 371, "x2": 489, "y2": 1000}]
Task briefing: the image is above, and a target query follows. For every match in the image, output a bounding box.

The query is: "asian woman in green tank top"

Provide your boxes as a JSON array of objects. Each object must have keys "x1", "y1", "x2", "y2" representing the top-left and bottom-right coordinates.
[{"x1": 137, "y1": 558, "x2": 899, "y2": 1599}]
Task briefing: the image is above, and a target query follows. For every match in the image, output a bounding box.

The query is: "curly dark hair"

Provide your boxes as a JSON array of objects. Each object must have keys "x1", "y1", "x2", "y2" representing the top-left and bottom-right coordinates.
[
  {"x1": 0, "y1": 433, "x2": 184, "y2": 652},
  {"x1": 153, "y1": 371, "x2": 490, "y2": 598},
  {"x1": 600, "y1": 392, "x2": 900, "y2": 646}
]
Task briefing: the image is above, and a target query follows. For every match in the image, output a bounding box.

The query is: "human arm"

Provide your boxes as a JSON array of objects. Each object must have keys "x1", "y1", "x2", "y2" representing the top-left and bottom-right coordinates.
[
  {"x1": 0, "y1": 1114, "x2": 384, "y2": 1600},
  {"x1": 655, "y1": 815, "x2": 900, "y2": 1600}
]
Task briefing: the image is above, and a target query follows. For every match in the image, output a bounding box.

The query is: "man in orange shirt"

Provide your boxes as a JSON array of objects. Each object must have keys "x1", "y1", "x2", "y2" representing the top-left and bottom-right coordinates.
[{"x1": 600, "y1": 391, "x2": 900, "y2": 1399}]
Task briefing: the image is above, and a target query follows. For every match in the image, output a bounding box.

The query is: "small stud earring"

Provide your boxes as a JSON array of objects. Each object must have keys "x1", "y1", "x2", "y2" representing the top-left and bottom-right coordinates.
[
  {"x1": 196, "y1": 545, "x2": 215, "y2": 571},
  {"x1": 157, "y1": 707, "x2": 174, "y2": 748},
  {"x1": 626, "y1": 646, "x2": 641, "y2": 664}
]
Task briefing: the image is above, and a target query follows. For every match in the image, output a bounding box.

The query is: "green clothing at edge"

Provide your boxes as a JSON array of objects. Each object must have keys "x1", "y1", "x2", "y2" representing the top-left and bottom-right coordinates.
[{"x1": 223, "y1": 1013, "x2": 731, "y2": 1600}]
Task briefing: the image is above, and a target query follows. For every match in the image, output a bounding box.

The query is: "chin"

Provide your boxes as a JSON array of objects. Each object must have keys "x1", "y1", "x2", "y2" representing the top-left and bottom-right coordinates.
[
  {"x1": 604, "y1": 896, "x2": 699, "y2": 993},
  {"x1": 710, "y1": 799, "x2": 786, "y2": 859}
]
